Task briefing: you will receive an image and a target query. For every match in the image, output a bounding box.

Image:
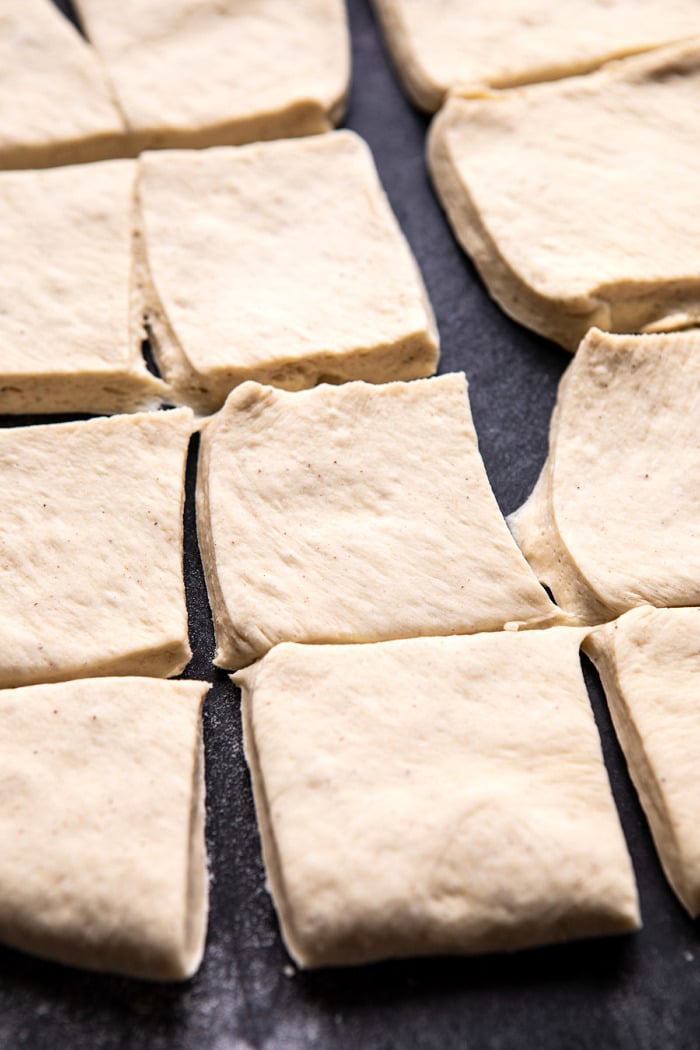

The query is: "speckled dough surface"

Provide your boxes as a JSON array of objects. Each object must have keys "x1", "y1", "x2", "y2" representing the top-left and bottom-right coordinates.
[
  {"x1": 372, "y1": 0, "x2": 700, "y2": 110},
  {"x1": 0, "y1": 159, "x2": 167, "y2": 414},
  {"x1": 586, "y1": 608, "x2": 700, "y2": 918},
  {"x1": 0, "y1": 676, "x2": 209, "y2": 980},
  {"x1": 197, "y1": 374, "x2": 561, "y2": 671},
  {"x1": 508, "y1": 329, "x2": 700, "y2": 624},
  {"x1": 135, "y1": 132, "x2": 439, "y2": 413},
  {"x1": 236, "y1": 630, "x2": 639, "y2": 967},
  {"x1": 429, "y1": 43, "x2": 700, "y2": 349},
  {"x1": 0, "y1": 0, "x2": 126, "y2": 169},
  {"x1": 73, "y1": 0, "x2": 350, "y2": 152},
  {"x1": 0, "y1": 408, "x2": 194, "y2": 688}
]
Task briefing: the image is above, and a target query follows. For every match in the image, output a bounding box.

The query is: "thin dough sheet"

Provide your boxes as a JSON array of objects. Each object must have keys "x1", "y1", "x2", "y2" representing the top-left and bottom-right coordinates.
[
  {"x1": 197, "y1": 374, "x2": 562, "y2": 671},
  {"x1": 236, "y1": 630, "x2": 639, "y2": 967},
  {"x1": 508, "y1": 328, "x2": 700, "y2": 624},
  {"x1": 0, "y1": 676, "x2": 209, "y2": 980},
  {"x1": 135, "y1": 132, "x2": 439, "y2": 413},
  {"x1": 429, "y1": 43, "x2": 700, "y2": 349}
]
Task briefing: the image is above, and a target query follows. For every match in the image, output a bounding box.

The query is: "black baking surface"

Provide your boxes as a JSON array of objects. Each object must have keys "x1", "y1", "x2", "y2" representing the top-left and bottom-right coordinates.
[{"x1": 1, "y1": 2, "x2": 699, "y2": 1048}]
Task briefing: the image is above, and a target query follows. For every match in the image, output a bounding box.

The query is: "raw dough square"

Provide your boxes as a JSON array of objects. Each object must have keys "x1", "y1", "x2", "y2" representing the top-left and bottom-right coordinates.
[
  {"x1": 236, "y1": 629, "x2": 640, "y2": 967},
  {"x1": 429, "y1": 43, "x2": 700, "y2": 349},
  {"x1": 73, "y1": 0, "x2": 350, "y2": 153},
  {"x1": 0, "y1": 159, "x2": 167, "y2": 415},
  {"x1": 508, "y1": 328, "x2": 700, "y2": 624},
  {"x1": 135, "y1": 132, "x2": 439, "y2": 413},
  {"x1": 372, "y1": 0, "x2": 700, "y2": 111},
  {"x1": 0, "y1": 408, "x2": 193, "y2": 688},
  {"x1": 0, "y1": 676, "x2": 208, "y2": 980},
  {"x1": 0, "y1": 0, "x2": 126, "y2": 170},
  {"x1": 197, "y1": 374, "x2": 561, "y2": 671},
  {"x1": 587, "y1": 607, "x2": 700, "y2": 917}
]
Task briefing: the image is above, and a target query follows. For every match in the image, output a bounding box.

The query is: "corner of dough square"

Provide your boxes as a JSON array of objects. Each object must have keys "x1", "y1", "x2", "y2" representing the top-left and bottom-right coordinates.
[
  {"x1": 428, "y1": 43, "x2": 700, "y2": 349},
  {"x1": 0, "y1": 159, "x2": 168, "y2": 415},
  {"x1": 0, "y1": 0, "x2": 126, "y2": 170},
  {"x1": 0, "y1": 408, "x2": 194, "y2": 688},
  {"x1": 371, "y1": 0, "x2": 700, "y2": 111},
  {"x1": 236, "y1": 629, "x2": 640, "y2": 967},
  {"x1": 0, "y1": 676, "x2": 209, "y2": 980},
  {"x1": 197, "y1": 374, "x2": 561, "y2": 671},
  {"x1": 135, "y1": 131, "x2": 439, "y2": 412},
  {"x1": 586, "y1": 606, "x2": 700, "y2": 918},
  {"x1": 73, "y1": 0, "x2": 350, "y2": 153},
  {"x1": 508, "y1": 328, "x2": 700, "y2": 624}
]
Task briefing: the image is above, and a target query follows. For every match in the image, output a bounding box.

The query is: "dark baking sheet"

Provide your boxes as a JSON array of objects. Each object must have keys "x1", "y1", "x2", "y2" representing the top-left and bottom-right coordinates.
[{"x1": 1, "y1": 2, "x2": 699, "y2": 1047}]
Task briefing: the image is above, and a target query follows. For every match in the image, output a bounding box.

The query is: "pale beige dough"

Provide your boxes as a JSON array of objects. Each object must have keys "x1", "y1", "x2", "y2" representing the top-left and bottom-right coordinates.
[
  {"x1": 372, "y1": 0, "x2": 700, "y2": 111},
  {"x1": 0, "y1": 408, "x2": 193, "y2": 688},
  {"x1": 587, "y1": 607, "x2": 700, "y2": 917},
  {"x1": 197, "y1": 374, "x2": 562, "y2": 671},
  {"x1": 73, "y1": 0, "x2": 349, "y2": 153},
  {"x1": 236, "y1": 629, "x2": 640, "y2": 967},
  {"x1": 0, "y1": 159, "x2": 167, "y2": 415},
  {"x1": 428, "y1": 44, "x2": 700, "y2": 349},
  {"x1": 0, "y1": 0, "x2": 127, "y2": 169},
  {"x1": 0, "y1": 676, "x2": 208, "y2": 980},
  {"x1": 508, "y1": 328, "x2": 700, "y2": 625},
  {"x1": 135, "y1": 132, "x2": 439, "y2": 413}
]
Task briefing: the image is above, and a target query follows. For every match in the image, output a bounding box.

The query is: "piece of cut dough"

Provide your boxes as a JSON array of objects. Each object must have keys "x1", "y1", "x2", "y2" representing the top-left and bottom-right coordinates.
[
  {"x1": 135, "y1": 132, "x2": 439, "y2": 413},
  {"x1": 586, "y1": 607, "x2": 700, "y2": 917},
  {"x1": 508, "y1": 328, "x2": 700, "y2": 625},
  {"x1": 0, "y1": 676, "x2": 208, "y2": 980},
  {"x1": 0, "y1": 0, "x2": 126, "y2": 169},
  {"x1": 236, "y1": 629, "x2": 640, "y2": 967},
  {"x1": 0, "y1": 160, "x2": 167, "y2": 415},
  {"x1": 0, "y1": 408, "x2": 193, "y2": 688},
  {"x1": 197, "y1": 374, "x2": 562, "y2": 671},
  {"x1": 372, "y1": 0, "x2": 700, "y2": 111},
  {"x1": 73, "y1": 0, "x2": 349, "y2": 153},
  {"x1": 428, "y1": 43, "x2": 700, "y2": 350}
]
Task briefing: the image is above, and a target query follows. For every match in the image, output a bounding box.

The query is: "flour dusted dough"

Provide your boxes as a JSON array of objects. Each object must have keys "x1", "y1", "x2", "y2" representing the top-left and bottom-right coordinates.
[
  {"x1": 0, "y1": 160, "x2": 167, "y2": 415},
  {"x1": 0, "y1": 676, "x2": 208, "y2": 979},
  {"x1": 587, "y1": 607, "x2": 700, "y2": 917},
  {"x1": 135, "y1": 132, "x2": 439, "y2": 413},
  {"x1": 73, "y1": 0, "x2": 349, "y2": 153},
  {"x1": 198, "y1": 374, "x2": 561, "y2": 671},
  {"x1": 0, "y1": 0, "x2": 126, "y2": 169},
  {"x1": 429, "y1": 44, "x2": 700, "y2": 349},
  {"x1": 372, "y1": 0, "x2": 700, "y2": 111},
  {"x1": 0, "y1": 408, "x2": 193, "y2": 688},
  {"x1": 236, "y1": 629, "x2": 639, "y2": 967},
  {"x1": 508, "y1": 329, "x2": 700, "y2": 625}
]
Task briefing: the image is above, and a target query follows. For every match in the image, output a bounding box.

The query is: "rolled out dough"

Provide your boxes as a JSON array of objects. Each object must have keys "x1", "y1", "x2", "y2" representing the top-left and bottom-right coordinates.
[
  {"x1": 236, "y1": 630, "x2": 639, "y2": 967},
  {"x1": 428, "y1": 43, "x2": 700, "y2": 349},
  {"x1": 508, "y1": 328, "x2": 700, "y2": 625},
  {"x1": 135, "y1": 132, "x2": 439, "y2": 413},
  {"x1": 0, "y1": 676, "x2": 208, "y2": 980},
  {"x1": 586, "y1": 607, "x2": 700, "y2": 917},
  {"x1": 0, "y1": 408, "x2": 193, "y2": 688},
  {"x1": 197, "y1": 374, "x2": 562, "y2": 671}
]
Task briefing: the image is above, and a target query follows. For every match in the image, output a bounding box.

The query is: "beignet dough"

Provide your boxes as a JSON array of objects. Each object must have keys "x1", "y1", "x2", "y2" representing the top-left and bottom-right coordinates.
[
  {"x1": 198, "y1": 374, "x2": 561, "y2": 671},
  {"x1": 0, "y1": 160, "x2": 167, "y2": 415},
  {"x1": 372, "y1": 0, "x2": 700, "y2": 111},
  {"x1": 73, "y1": 0, "x2": 349, "y2": 153},
  {"x1": 236, "y1": 630, "x2": 640, "y2": 967},
  {"x1": 0, "y1": 0, "x2": 126, "y2": 170},
  {"x1": 587, "y1": 607, "x2": 700, "y2": 917},
  {"x1": 0, "y1": 408, "x2": 193, "y2": 687},
  {"x1": 0, "y1": 676, "x2": 208, "y2": 980},
  {"x1": 135, "y1": 132, "x2": 439, "y2": 412},
  {"x1": 508, "y1": 328, "x2": 700, "y2": 624},
  {"x1": 429, "y1": 44, "x2": 700, "y2": 349}
]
